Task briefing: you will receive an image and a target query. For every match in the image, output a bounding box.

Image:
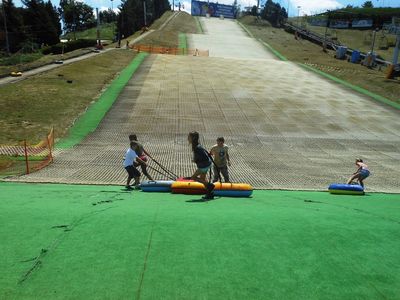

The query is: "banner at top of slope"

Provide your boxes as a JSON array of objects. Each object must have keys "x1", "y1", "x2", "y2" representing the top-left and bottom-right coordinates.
[{"x1": 191, "y1": 0, "x2": 235, "y2": 19}]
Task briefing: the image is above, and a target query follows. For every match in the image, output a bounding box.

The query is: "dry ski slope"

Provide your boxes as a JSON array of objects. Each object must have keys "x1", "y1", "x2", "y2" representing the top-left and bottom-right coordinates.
[{"x1": 12, "y1": 17, "x2": 400, "y2": 192}]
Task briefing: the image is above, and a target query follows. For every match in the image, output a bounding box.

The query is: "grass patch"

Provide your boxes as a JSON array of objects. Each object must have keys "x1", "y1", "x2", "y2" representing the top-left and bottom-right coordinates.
[
  {"x1": 238, "y1": 16, "x2": 400, "y2": 104},
  {"x1": 57, "y1": 52, "x2": 148, "y2": 149},
  {"x1": 0, "y1": 50, "x2": 136, "y2": 145},
  {"x1": 306, "y1": 24, "x2": 397, "y2": 61},
  {"x1": 139, "y1": 11, "x2": 198, "y2": 48},
  {"x1": 0, "y1": 48, "x2": 93, "y2": 77},
  {"x1": 1, "y1": 182, "x2": 399, "y2": 299},
  {"x1": 149, "y1": 11, "x2": 175, "y2": 30},
  {"x1": 62, "y1": 23, "x2": 116, "y2": 41},
  {"x1": 0, "y1": 52, "x2": 44, "y2": 67}
]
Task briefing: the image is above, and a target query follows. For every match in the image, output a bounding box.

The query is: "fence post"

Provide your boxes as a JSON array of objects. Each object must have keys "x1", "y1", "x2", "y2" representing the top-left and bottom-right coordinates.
[
  {"x1": 47, "y1": 135, "x2": 53, "y2": 162},
  {"x1": 24, "y1": 140, "x2": 29, "y2": 174}
]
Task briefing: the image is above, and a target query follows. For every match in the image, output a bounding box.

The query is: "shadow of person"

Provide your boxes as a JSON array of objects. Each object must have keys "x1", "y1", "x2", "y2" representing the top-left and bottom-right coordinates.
[{"x1": 186, "y1": 197, "x2": 220, "y2": 203}]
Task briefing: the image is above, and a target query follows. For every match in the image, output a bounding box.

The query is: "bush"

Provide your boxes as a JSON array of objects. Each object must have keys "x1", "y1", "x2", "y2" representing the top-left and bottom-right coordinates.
[{"x1": 42, "y1": 39, "x2": 97, "y2": 55}]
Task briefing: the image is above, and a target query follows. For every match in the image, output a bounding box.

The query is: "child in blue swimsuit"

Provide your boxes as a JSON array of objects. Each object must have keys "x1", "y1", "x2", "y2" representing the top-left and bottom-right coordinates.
[{"x1": 347, "y1": 158, "x2": 370, "y2": 188}]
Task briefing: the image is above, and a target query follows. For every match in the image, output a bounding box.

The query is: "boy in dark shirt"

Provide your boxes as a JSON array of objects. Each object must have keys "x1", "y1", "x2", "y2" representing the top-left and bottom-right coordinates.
[{"x1": 188, "y1": 131, "x2": 215, "y2": 200}]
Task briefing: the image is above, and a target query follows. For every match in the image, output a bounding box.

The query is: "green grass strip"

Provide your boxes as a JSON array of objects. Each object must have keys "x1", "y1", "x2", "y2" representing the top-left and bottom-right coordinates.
[
  {"x1": 56, "y1": 52, "x2": 148, "y2": 149},
  {"x1": 237, "y1": 21, "x2": 288, "y2": 61},
  {"x1": 258, "y1": 39, "x2": 288, "y2": 61},
  {"x1": 195, "y1": 17, "x2": 204, "y2": 34},
  {"x1": 300, "y1": 63, "x2": 400, "y2": 110},
  {"x1": 236, "y1": 20, "x2": 255, "y2": 38},
  {"x1": 178, "y1": 33, "x2": 187, "y2": 55}
]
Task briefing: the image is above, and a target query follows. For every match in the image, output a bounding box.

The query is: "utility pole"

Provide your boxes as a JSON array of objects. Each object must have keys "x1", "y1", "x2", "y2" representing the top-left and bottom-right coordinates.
[
  {"x1": 393, "y1": 33, "x2": 399, "y2": 65},
  {"x1": 111, "y1": 0, "x2": 115, "y2": 41},
  {"x1": 297, "y1": 6, "x2": 301, "y2": 27},
  {"x1": 287, "y1": 0, "x2": 289, "y2": 18},
  {"x1": 96, "y1": 8, "x2": 101, "y2": 48},
  {"x1": 2, "y1": 0, "x2": 10, "y2": 55},
  {"x1": 143, "y1": 0, "x2": 147, "y2": 26}
]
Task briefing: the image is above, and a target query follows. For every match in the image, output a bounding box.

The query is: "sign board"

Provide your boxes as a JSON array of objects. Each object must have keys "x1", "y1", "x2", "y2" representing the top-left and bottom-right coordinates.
[
  {"x1": 191, "y1": 0, "x2": 235, "y2": 19},
  {"x1": 330, "y1": 20, "x2": 349, "y2": 29},
  {"x1": 308, "y1": 19, "x2": 328, "y2": 27},
  {"x1": 352, "y1": 19, "x2": 373, "y2": 28}
]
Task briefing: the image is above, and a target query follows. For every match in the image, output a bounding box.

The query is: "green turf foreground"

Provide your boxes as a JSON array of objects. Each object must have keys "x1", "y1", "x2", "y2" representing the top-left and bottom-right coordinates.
[{"x1": 1, "y1": 182, "x2": 399, "y2": 299}]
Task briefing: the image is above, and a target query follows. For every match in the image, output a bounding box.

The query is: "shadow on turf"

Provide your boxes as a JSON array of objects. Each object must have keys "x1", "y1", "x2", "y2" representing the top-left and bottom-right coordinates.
[{"x1": 186, "y1": 197, "x2": 221, "y2": 203}]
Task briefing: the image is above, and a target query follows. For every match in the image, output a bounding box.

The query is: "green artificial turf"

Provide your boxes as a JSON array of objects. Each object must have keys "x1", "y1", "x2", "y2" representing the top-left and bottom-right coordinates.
[
  {"x1": 1, "y1": 182, "x2": 399, "y2": 299},
  {"x1": 56, "y1": 52, "x2": 148, "y2": 149}
]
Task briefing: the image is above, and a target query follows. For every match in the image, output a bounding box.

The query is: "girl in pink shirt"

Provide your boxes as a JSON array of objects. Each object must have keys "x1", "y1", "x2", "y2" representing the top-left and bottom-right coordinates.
[{"x1": 347, "y1": 158, "x2": 370, "y2": 188}]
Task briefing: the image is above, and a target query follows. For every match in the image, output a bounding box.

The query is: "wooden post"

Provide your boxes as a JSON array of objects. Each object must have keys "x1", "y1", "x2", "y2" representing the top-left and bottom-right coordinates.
[
  {"x1": 47, "y1": 135, "x2": 53, "y2": 162},
  {"x1": 24, "y1": 140, "x2": 29, "y2": 174}
]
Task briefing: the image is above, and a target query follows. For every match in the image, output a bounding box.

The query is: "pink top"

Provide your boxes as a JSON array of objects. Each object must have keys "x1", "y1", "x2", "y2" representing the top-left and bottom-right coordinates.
[{"x1": 356, "y1": 162, "x2": 368, "y2": 170}]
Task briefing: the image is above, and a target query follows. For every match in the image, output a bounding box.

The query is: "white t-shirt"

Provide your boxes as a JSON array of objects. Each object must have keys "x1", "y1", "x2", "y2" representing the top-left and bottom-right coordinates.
[{"x1": 123, "y1": 148, "x2": 138, "y2": 167}]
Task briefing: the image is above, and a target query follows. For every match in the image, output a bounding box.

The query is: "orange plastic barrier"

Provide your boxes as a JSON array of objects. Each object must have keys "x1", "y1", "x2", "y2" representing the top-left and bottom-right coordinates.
[
  {"x1": 131, "y1": 45, "x2": 209, "y2": 57},
  {"x1": 0, "y1": 128, "x2": 54, "y2": 175}
]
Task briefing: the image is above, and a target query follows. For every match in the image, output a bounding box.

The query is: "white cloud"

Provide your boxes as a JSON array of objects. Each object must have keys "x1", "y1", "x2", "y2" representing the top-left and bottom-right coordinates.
[{"x1": 289, "y1": 0, "x2": 343, "y2": 16}]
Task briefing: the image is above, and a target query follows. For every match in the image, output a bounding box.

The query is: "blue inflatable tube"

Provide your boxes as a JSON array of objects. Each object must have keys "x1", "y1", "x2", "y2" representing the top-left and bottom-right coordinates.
[
  {"x1": 140, "y1": 180, "x2": 174, "y2": 192},
  {"x1": 214, "y1": 190, "x2": 253, "y2": 197},
  {"x1": 328, "y1": 183, "x2": 364, "y2": 195}
]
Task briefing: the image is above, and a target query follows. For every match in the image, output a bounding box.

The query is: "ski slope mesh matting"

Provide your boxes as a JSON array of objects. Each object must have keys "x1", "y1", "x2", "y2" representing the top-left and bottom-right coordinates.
[{"x1": 9, "y1": 55, "x2": 400, "y2": 192}]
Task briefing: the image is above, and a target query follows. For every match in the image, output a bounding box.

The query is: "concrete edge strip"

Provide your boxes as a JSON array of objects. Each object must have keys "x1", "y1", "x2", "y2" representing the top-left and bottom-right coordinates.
[
  {"x1": 178, "y1": 33, "x2": 188, "y2": 53},
  {"x1": 195, "y1": 17, "x2": 204, "y2": 34},
  {"x1": 236, "y1": 21, "x2": 288, "y2": 61},
  {"x1": 236, "y1": 20, "x2": 255, "y2": 38},
  {"x1": 56, "y1": 52, "x2": 149, "y2": 149},
  {"x1": 299, "y1": 63, "x2": 400, "y2": 110},
  {"x1": 258, "y1": 39, "x2": 288, "y2": 61}
]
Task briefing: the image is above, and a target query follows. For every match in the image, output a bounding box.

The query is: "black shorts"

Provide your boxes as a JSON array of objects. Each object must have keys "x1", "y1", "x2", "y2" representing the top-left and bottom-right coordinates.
[{"x1": 125, "y1": 165, "x2": 140, "y2": 177}]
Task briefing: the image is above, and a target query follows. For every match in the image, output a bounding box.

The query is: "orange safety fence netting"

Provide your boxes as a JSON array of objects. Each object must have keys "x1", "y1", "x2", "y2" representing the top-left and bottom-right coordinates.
[
  {"x1": 131, "y1": 45, "x2": 209, "y2": 57},
  {"x1": 0, "y1": 128, "x2": 54, "y2": 176}
]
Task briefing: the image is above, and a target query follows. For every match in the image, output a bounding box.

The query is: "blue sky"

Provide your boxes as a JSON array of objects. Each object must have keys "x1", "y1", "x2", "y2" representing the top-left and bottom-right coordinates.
[{"x1": 13, "y1": 0, "x2": 400, "y2": 17}]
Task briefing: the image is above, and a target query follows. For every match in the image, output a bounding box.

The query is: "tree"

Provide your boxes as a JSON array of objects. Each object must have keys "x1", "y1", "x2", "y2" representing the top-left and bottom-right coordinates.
[
  {"x1": 362, "y1": 1, "x2": 373, "y2": 8},
  {"x1": 59, "y1": 0, "x2": 95, "y2": 33},
  {"x1": 0, "y1": 0, "x2": 25, "y2": 52},
  {"x1": 260, "y1": 0, "x2": 286, "y2": 26},
  {"x1": 22, "y1": 0, "x2": 60, "y2": 46},
  {"x1": 117, "y1": 0, "x2": 170, "y2": 40},
  {"x1": 100, "y1": 8, "x2": 116, "y2": 23},
  {"x1": 251, "y1": 5, "x2": 257, "y2": 16}
]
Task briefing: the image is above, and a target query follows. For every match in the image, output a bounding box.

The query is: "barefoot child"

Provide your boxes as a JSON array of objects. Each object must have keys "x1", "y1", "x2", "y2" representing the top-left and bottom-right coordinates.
[
  {"x1": 188, "y1": 131, "x2": 215, "y2": 200},
  {"x1": 347, "y1": 158, "x2": 370, "y2": 188},
  {"x1": 129, "y1": 134, "x2": 153, "y2": 181},
  {"x1": 123, "y1": 142, "x2": 147, "y2": 190},
  {"x1": 210, "y1": 137, "x2": 231, "y2": 183}
]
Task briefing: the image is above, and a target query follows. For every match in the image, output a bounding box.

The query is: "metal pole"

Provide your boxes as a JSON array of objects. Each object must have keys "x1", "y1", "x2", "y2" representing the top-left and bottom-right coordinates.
[
  {"x1": 297, "y1": 6, "x2": 301, "y2": 27},
  {"x1": 393, "y1": 33, "x2": 400, "y2": 66},
  {"x1": 324, "y1": 18, "x2": 329, "y2": 50},
  {"x1": 111, "y1": 0, "x2": 115, "y2": 41},
  {"x1": 287, "y1": 0, "x2": 289, "y2": 18},
  {"x1": 371, "y1": 29, "x2": 377, "y2": 54},
  {"x1": 143, "y1": 0, "x2": 147, "y2": 26},
  {"x1": 24, "y1": 140, "x2": 29, "y2": 174},
  {"x1": 96, "y1": 8, "x2": 101, "y2": 47},
  {"x1": 2, "y1": 0, "x2": 10, "y2": 55}
]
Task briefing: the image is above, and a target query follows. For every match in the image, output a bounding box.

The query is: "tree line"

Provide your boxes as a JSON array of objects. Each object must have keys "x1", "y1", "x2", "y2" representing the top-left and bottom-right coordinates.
[
  {"x1": 0, "y1": 0, "x2": 171, "y2": 54},
  {"x1": 249, "y1": 0, "x2": 288, "y2": 27}
]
